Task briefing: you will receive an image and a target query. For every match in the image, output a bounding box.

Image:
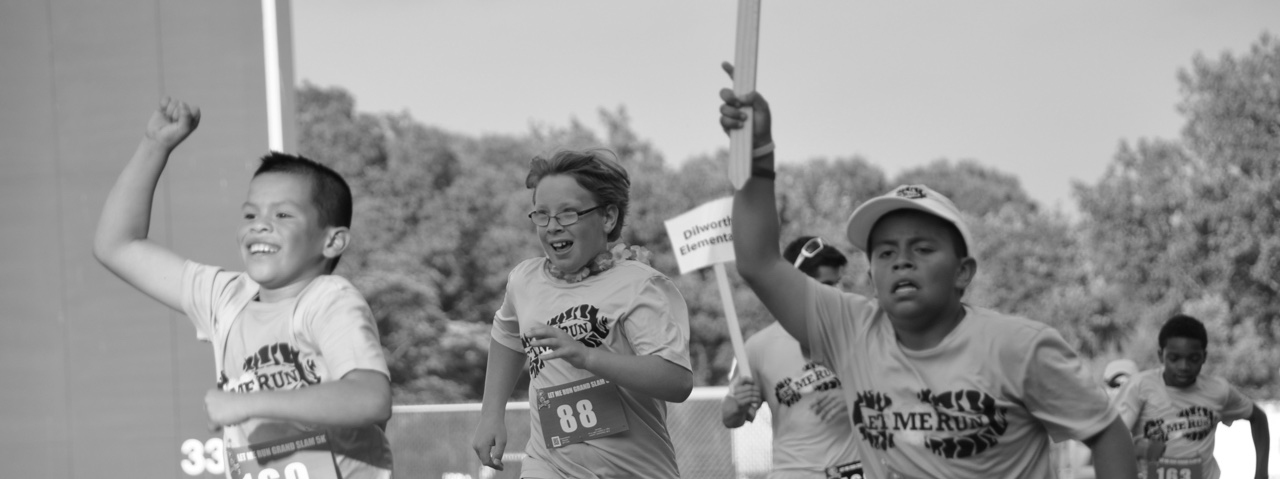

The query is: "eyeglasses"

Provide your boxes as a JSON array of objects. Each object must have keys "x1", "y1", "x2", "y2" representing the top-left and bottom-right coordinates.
[
  {"x1": 528, "y1": 205, "x2": 602, "y2": 227},
  {"x1": 793, "y1": 237, "x2": 826, "y2": 269}
]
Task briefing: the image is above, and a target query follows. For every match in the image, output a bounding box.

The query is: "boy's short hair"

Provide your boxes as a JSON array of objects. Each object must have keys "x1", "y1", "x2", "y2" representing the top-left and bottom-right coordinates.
[
  {"x1": 254, "y1": 152, "x2": 353, "y2": 229},
  {"x1": 1158, "y1": 314, "x2": 1209, "y2": 350},
  {"x1": 783, "y1": 236, "x2": 848, "y2": 276},
  {"x1": 253, "y1": 153, "x2": 352, "y2": 272},
  {"x1": 844, "y1": 184, "x2": 973, "y2": 259},
  {"x1": 525, "y1": 149, "x2": 630, "y2": 242}
]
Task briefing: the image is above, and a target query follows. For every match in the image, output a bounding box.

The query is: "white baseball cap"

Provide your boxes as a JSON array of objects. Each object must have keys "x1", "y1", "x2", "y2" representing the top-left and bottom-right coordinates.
[{"x1": 845, "y1": 184, "x2": 974, "y2": 256}]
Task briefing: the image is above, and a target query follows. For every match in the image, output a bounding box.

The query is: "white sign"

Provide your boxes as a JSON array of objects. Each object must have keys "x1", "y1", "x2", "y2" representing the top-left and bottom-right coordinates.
[{"x1": 664, "y1": 197, "x2": 735, "y2": 274}]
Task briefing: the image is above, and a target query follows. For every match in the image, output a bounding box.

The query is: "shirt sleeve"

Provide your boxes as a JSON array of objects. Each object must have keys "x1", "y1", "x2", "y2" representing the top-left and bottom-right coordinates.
[
  {"x1": 1220, "y1": 383, "x2": 1256, "y2": 425},
  {"x1": 489, "y1": 272, "x2": 525, "y2": 354},
  {"x1": 180, "y1": 260, "x2": 242, "y2": 342},
  {"x1": 1021, "y1": 327, "x2": 1118, "y2": 442},
  {"x1": 306, "y1": 283, "x2": 390, "y2": 380},
  {"x1": 806, "y1": 279, "x2": 871, "y2": 375},
  {"x1": 620, "y1": 276, "x2": 691, "y2": 371}
]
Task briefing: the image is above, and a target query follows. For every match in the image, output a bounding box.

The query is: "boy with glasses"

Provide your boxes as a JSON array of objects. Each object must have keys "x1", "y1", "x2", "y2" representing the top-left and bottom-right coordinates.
[
  {"x1": 721, "y1": 236, "x2": 861, "y2": 478},
  {"x1": 473, "y1": 150, "x2": 692, "y2": 478}
]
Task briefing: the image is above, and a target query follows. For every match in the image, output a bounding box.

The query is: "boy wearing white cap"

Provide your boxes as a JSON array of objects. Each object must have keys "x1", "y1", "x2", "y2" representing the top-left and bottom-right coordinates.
[{"x1": 718, "y1": 74, "x2": 1135, "y2": 478}]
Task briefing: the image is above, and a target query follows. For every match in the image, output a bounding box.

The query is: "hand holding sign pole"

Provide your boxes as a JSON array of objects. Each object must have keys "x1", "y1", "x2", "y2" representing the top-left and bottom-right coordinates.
[
  {"x1": 664, "y1": 198, "x2": 751, "y2": 390},
  {"x1": 728, "y1": 0, "x2": 762, "y2": 190}
]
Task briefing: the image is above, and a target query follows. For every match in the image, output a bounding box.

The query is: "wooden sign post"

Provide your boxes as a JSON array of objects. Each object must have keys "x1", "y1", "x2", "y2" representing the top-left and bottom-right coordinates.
[
  {"x1": 728, "y1": 0, "x2": 762, "y2": 190},
  {"x1": 664, "y1": 198, "x2": 751, "y2": 380}
]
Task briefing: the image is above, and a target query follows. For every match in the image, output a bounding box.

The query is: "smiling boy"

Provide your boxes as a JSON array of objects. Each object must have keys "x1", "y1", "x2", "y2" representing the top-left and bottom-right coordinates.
[
  {"x1": 718, "y1": 70, "x2": 1136, "y2": 478},
  {"x1": 94, "y1": 99, "x2": 393, "y2": 478},
  {"x1": 1115, "y1": 314, "x2": 1270, "y2": 479}
]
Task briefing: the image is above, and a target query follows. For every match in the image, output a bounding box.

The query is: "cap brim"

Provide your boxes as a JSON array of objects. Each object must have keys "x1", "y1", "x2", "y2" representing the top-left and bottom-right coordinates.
[{"x1": 845, "y1": 197, "x2": 968, "y2": 253}]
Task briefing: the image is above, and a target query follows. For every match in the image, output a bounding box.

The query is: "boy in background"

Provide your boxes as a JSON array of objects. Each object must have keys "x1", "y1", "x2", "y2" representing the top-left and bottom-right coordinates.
[
  {"x1": 94, "y1": 99, "x2": 393, "y2": 478},
  {"x1": 1115, "y1": 314, "x2": 1269, "y2": 479},
  {"x1": 722, "y1": 236, "x2": 862, "y2": 478}
]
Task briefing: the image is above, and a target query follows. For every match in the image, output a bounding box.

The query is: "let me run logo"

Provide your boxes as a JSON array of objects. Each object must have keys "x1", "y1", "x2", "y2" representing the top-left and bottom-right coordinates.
[
  {"x1": 852, "y1": 389, "x2": 1010, "y2": 459},
  {"x1": 1143, "y1": 407, "x2": 1217, "y2": 442},
  {"x1": 522, "y1": 304, "x2": 613, "y2": 378},
  {"x1": 220, "y1": 342, "x2": 321, "y2": 393},
  {"x1": 775, "y1": 362, "x2": 841, "y2": 407}
]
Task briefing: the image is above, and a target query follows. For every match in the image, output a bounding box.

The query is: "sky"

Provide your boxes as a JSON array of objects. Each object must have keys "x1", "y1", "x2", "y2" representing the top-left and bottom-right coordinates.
[{"x1": 292, "y1": 1, "x2": 1278, "y2": 212}]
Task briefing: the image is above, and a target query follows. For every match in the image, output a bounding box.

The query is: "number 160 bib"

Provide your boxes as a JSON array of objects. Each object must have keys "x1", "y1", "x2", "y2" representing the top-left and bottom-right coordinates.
[
  {"x1": 225, "y1": 430, "x2": 340, "y2": 479},
  {"x1": 537, "y1": 376, "x2": 629, "y2": 448}
]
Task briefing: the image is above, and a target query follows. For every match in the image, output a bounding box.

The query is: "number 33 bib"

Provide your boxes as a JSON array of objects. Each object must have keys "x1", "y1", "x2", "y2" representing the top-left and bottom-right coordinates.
[{"x1": 537, "y1": 376, "x2": 630, "y2": 448}]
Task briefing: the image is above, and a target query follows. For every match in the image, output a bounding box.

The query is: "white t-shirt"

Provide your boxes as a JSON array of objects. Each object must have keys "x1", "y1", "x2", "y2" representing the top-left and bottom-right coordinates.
[
  {"x1": 1115, "y1": 368, "x2": 1255, "y2": 479},
  {"x1": 805, "y1": 279, "x2": 1115, "y2": 478},
  {"x1": 740, "y1": 322, "x2": 861, "y2": 479},
  {"x1": 490, "y1": 257, "x2": 691, "y2": 479},
  {"x1": 182, "y1": 261, "x2": 393, "y2": 479}
]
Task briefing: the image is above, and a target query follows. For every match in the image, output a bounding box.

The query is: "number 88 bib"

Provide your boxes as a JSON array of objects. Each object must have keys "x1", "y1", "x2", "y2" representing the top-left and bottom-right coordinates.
[{"x1": 537, "y1": 376, "x2": 630, "y2": 448}]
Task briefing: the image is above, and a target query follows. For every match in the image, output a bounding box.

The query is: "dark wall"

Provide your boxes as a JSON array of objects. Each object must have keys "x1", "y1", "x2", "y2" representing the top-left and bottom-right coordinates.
[{"x1": 0, "y1": 1, "x2": 295, "y2": 478}]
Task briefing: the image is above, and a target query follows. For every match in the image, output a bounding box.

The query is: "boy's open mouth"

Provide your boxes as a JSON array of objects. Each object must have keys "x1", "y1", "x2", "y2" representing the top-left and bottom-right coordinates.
[
  {"x1": 248, "y1": 243, "x2": 280, "y2": 255},
  {"x1": 550, "y1": 240, "x2": 573, "y2": 253},
  {"x1": 892, "y1": 280, "x2": 919, "y2": 294}
]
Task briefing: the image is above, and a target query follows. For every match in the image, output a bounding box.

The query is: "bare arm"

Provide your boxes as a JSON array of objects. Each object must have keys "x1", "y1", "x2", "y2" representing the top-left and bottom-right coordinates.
[
  {"x1": 720, "y1": 64, "x2": 814, "y2": 347},
  {"x1": 93, "y1": 99, "x2": 201, "y2": 312},
  {"x1": 204, "y1": 369, "x2": 390, "y2": 428},
  {"x1": 1250, "y1": 404, "x2": 1270, "y2": 479},
  {"x1": 471, "y1": 339, "x2": 525, "y2": 471},
  {"x1": 1084, "y1": 417, "x2": 1139, "y2": 479}
]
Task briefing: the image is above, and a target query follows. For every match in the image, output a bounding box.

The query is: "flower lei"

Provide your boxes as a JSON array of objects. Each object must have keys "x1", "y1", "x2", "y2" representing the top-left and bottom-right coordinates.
[{"x1": 545, "y1": 243, "x2": 652, "y2": 283}]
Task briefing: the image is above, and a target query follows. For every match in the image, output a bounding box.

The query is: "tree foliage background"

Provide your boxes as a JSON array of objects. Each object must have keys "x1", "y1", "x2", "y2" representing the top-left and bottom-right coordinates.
[{"x1": 296, "y1": 33, "x2": 1280, "y2": 403}]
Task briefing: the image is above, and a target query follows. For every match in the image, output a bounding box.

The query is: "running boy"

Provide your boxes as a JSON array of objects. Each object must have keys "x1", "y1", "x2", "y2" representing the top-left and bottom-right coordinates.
[
  {"x1": 94, "y1": 99, "x2": 393, "y2": 478},
  {"x1": 1115, "y1": 314, "x2": 1269, "y2": 479},
  {"x1": 718, "y1": 67, "x2": 1136, "y2": 478},
  {"x1": 722, "y1": 236, "x2": 862, "y2": 478}
]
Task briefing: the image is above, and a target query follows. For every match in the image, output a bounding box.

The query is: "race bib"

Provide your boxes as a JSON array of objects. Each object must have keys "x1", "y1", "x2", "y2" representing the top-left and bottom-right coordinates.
[
  {"x1": 826, "y1": 460, "x2": 864, "y2": 479},
  {"x1": 1146, "y1": 458, "x2": 1203, "y2": 479},
  {"x1": 225, "y1": 430, "x2": 340, "y2": 479},
  {"x1": 537, "y1": 376, "x2": 629, "y2": 448}
]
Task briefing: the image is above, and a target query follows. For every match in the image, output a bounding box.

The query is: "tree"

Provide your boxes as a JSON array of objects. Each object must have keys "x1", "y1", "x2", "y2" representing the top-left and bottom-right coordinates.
[
  {"x1": 893, "y1": 158, "x2": 1039, "y2": 216},
  {"x1": 1074, "y1": 32, "x2": 1280, "y2": 395}
]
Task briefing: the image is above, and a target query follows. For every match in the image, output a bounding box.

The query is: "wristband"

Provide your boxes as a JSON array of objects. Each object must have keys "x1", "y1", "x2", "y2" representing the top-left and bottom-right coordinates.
[
  {"x1": 752, "y1": 142, "x2": 775, "y2": 158},
  {"x1": 751, "y1": 167, "x2": 776, "y2": 180}
]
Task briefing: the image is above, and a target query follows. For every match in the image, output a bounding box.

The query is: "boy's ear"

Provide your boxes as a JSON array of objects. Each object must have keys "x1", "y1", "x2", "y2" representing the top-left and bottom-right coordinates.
[
  {"x1": 323, "y1": 226, "x2": 351, "y2": 259},
  {"x1": 603, "y1": 205, "x2": 619, "y2": 235},
  {"x1": 954, "y1": 256, "x2": 977, "y2": 290}
]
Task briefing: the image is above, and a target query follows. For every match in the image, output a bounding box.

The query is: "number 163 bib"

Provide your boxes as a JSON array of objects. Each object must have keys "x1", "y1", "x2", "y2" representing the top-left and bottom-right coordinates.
[
  {"x1": 1146, "y1": 458, "x2": 1203, "y2": 479},
  {"x1": 537, "y1": 376, "x2": 629, "y2": 448}
]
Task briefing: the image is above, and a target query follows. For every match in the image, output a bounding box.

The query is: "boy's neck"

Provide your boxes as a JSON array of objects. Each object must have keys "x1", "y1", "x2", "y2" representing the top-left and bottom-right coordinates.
[
  {"x1": 256, "y1": 274, "x2": 324, "y2": 303},
  {"x1": 892, "y1": 303, "x2": 967, "y2": 351}
]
